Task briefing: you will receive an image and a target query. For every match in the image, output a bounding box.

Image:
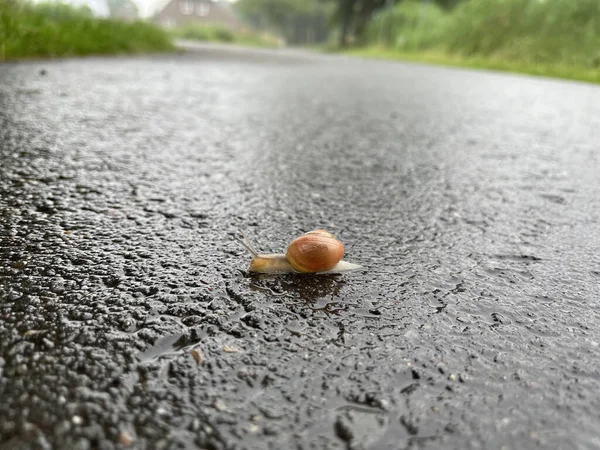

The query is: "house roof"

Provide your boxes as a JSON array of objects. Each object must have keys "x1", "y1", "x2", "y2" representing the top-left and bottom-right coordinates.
[{"x1": 152, "y1": 0, "x2": 233, "y2": 17}]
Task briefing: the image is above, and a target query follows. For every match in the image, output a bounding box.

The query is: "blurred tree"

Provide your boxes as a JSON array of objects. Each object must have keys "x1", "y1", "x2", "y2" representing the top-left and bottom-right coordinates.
[
  {"x1": 34, "y1": 1, "x2": 95, "y2": 19},
  {"x1": 328, "y1": 0, "x2": 389, "y2": 47},
  {"x1": 236, "y1": 0, "x2": 332, "y2": 44},
  {"x1": 329, "y1": 0, "x2": 465, "y2": 46},
  {"x1": 236, "y1": 0, "x2": 466, "y2": 47}
]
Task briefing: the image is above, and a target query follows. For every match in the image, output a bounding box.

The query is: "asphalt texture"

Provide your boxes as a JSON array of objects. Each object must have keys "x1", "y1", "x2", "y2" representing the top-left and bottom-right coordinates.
[{"x1": 1, "y1": 43, "x2": 600, "y2": 450}]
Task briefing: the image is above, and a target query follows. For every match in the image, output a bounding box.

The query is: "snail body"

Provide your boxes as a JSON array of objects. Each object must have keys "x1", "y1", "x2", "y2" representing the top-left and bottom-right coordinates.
[{"x1": 239, "y1": 230, "x2": 361, "y2": 274}]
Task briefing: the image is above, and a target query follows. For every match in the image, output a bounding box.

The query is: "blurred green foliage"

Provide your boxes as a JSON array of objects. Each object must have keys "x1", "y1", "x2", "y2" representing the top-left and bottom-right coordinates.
[
  {"x1": 354, "y1": 0, "x2": 600, "y2": 82},
  {"x1": 32, "y1": 1, "x2": 94, "y2": 18},
  {"x1": 171, "y1": 23, "x2": 280, "y2": 48},
  {"x1": 0, "y1": 0, "x2": 173, "y2": 60},
  {"x1": 363, "y1": 1, "x2": 447, "y2": 50},
  {"x1": 362, "y1": 0, "x2": 600, "y2": 69},
  {"x1": 173, "y1": 23, "x2": 235, "y2": 42},
  {"x1": 326, "y1": 0, "x2": 461, "y2": 47},
  {"x1": 442, "y1": 0, "x2": 600, "y2": 67}
]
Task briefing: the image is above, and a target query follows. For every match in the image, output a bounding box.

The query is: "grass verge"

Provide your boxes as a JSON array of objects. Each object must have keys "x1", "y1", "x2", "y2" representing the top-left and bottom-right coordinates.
[
  {"x1": 0, "y1": 0, "x2": 174, "y2": 61},
  {"x1": 170, "y1": 24, "x2": 280, "y2": 48},
  {"x1": 342, "y1": 0, "x2": 600, "y2": 85},
  {"x1": 341, "y1": 47, "x2": 600, "y2": 85}
]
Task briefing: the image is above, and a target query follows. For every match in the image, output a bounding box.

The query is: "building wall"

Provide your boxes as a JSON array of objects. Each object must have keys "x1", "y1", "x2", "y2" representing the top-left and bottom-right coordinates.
[
  {"x1": 114, "y1": 4, "x2": 139, "y2": 21},
  {"x1": 153, "y1": 0, "x2": 241, "y2": 30}
]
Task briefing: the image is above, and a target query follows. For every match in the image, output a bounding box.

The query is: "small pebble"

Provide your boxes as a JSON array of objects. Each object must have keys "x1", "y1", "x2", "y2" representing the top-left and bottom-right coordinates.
[
  {"x1": 118, "y1": 431, "x2": 134, "y2": 447},
  {"x1": 246, "y1": 423, "x2": 260, "y2": 434},
  {"x1": 2, "y1": 421, "x2": 15, "y2": 432},
  {"x1": 191, "y1": 348, "x2": 204, "y2": 365},
  {"x1": 190, "y1": 419, "x2": 201, "y2": 431},
  {"x1": 214, "y1": 399, "x2": 228, "y2": 411}
]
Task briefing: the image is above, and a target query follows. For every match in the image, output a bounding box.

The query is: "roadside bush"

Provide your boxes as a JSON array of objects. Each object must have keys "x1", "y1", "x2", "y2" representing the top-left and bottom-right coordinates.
[
  {"x1": 172, "y1": 24, "x2": 235, "y2": 42},
  {"x1": 441, "y1": 0, "x2": 600, "y2": 67},
  {"x1": 0, "y1": 0, "x2": 174, "y2": 60},
  {"x1": 33, "y1": 1, "x2": 94, "y2": 20},
  {"x1": 361, "y1": 0, "x2": 600, "y2": 70},
  {"x1": 171, "y1": 23, "x2": 280, "y2": 47},
  {"x1": 363, "y1": 1, "x2": 447, "y2": 50}
]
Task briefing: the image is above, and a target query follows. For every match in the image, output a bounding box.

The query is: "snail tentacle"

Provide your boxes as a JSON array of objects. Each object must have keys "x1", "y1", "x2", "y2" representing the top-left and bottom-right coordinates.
[{"x1": 237, "y1": 230, "x2": 259, "y2": 257}]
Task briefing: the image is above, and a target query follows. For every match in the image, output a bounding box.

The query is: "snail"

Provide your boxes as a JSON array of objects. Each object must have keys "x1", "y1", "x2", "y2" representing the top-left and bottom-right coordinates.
[{"x1": 238, "y1": 229, "x2": 362, "y2": 274}]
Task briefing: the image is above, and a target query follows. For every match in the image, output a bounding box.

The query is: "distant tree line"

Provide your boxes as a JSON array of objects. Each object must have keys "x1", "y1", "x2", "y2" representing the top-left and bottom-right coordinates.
[
  {"x1": 234, "y1": 0, "x2": 466, "y2": 46},
  {"x1": 235, "y1": 0, "x2": 333, "y2": 45},
  {"x1": 328, "y1": 0, "x2": 465, "y2": 46}
]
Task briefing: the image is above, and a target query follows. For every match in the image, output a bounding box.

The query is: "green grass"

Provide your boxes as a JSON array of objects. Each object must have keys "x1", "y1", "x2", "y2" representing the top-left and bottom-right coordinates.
[
  {"x1": 342, "y1": 47, "x2": 600, "y2": 85},
  {"x1": 0, "y1": 0, "x2": 174, "y2": 61},
  {"x1": 171, "y1": 23, "x2": 280, "y2": 48},
  {"x1": 343, "y1": 0, "x2": 600, "y2": 85}
]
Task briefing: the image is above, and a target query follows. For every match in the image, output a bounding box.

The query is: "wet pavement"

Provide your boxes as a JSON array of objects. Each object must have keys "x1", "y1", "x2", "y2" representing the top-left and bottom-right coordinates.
[{"x1": 1, "y1": 44, "x2": 600, "y2": 450}]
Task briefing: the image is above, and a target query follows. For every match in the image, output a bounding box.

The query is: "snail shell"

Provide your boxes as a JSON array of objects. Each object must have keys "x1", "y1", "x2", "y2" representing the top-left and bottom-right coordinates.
[
  {"x1": 238, "y1": 229, "x2": 361, "y2": 274},
  {"x1": 285, "y1": 230, "x2": 344, "y2": 273}
]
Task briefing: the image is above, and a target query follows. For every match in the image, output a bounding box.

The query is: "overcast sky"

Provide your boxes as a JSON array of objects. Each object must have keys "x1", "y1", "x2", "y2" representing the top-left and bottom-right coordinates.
[
  {"x1": 138, "y1": 0, "x2": 238, "y2": 17},
  {"x1": 54, "y1": 0, "x2": 235, "y2": 18},
  {"x1": 134, "y1": 0, "x2": 164, "y2": 17}
]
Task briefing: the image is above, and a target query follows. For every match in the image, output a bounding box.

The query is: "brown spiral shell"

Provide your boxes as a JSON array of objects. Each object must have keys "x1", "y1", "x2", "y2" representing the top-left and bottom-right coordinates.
[{"x1": 285, "y1": 230, "x2": 344, "y2": 273}]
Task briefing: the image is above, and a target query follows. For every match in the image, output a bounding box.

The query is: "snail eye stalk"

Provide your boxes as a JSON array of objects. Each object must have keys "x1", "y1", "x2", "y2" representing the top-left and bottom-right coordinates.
[{"x1": 237, "y1": 230, "x2": 258, "y2": 257}]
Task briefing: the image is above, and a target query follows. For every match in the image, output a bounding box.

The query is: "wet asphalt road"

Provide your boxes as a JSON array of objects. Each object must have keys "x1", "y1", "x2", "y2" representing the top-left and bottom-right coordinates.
[{"x1": 1, "y1": 43, "x2": 600, "y2": 450}]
